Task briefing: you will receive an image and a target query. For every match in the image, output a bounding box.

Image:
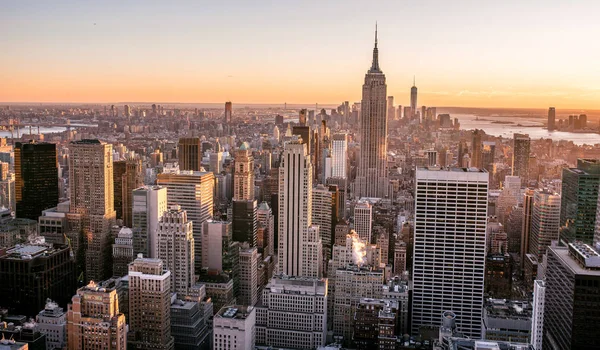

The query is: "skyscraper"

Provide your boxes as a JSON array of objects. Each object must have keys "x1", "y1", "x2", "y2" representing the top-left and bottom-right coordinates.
[
  {"x1": 232, "y1": 199, "x2": 258, "y2": 247},
  {"x1": 312, "y1": 184, "x2": 336, "y2": 269},
  {"x1": 67, "y1": 281, "x2": 127, "y2": 350},
  {"x1": 178, "y1": 137, "x2": 202, "y2": 172},
  {"x1": 543, "y1": 243, "x2": 600, "y2": 349},
  {"x1": 410, "y1": 77, "x2": 417, "y2": 119},
  {"x1": 512, "y1": 133, "x2": 530, "y2": 185},
  {"x1": 69, "y1": 139, "x2": 117, "y2": 281},
  {"x1": 531, "y1": 279, "x2": 546, "y2": 350},
  {"x1": 354, "y1": 200, "x2": 373, "y2": 243},
  {"x1": 470, "y1": 129, "x2": 483, "y2": 169},
  {"x1": 387, "y1": 96, "x2": 394, "y2": 123},
  {"x1": 238, "y1": 245, "x2": 258, "y2": 306},
  {"x1": 412, "y1": 167, "x2": 489, "y2": 338},
  {"x1": 132, "y1": 185, "x2": 168, "y2": 258},
  {"x1": 278, "y1": 139, "x2": 321, "y2": 277},
  {"x1": 225, "y1": 101, "x2": 232, "y2": 125},
  {"x1": 128, "y1": 256, "x2": 174, "y2": 350},
  {"x1": 560, "y1": 158, "x2": 600, "y2": 245},
  {"x1": 14, "y1": 140, "x2": 58, "y2": 220},
  {"x1": 233, "y1": 142, "x2": 255, "y2": 201},
  {"x1": 529, "y1": 189, "x2": 561, "y2": 262},
  {"x1": 156, "y1": 205, "x2": 195, "y2": 295},
  {"x1": 331, "y1": 133, "x2": 348, "y2": 179},
  {"x1": 157, "y1": 167, "x2": 214, "y2": 273},
  {"x1": 112, "y1": 227, "x2": 134, "y2": 277},
  {"x1": 355, "y1": 26, "x2": 389, "y2": 199},
  {"x1": 548, "y1": 107, "x2": 556, "y2": 131},
  {"x1": 113, "y1": 158, "x2": 143, "y2": 227},
  {"x1": 0, "y1": 162, "x2": 15, "y2": 213}
]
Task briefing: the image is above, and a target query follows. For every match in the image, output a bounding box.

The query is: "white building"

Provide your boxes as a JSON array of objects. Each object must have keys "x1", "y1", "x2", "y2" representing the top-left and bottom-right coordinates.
[
  {"x1": 529, "y1": 189, "x2": 561, "y2": 261},
  {"x1": 213, "y1": 306, "x2": 256, "y2": 350},
  {"x1": 353, "y1": 200, "x2": 373, "y2": 243},
  {"x1": 331, "y1": 133, "x2": 347, "y2": 179},
  {"x1": 36, "y1": 299, "x2": 67, "y2": 350},
  {"x1": 132, "y1": 185, "x2": 168, "y2": 258},
  {"x1": 531, "y1": 280, "x2": 546, "y2": 350},
  {"x1": 256, "y1": 275, "x2": 327, "y2": 349},
  {"x1": 412, "y1": 167, "x2": 489, "y2": 338},
  {"x1": 278, "y1": 139, "x2": 321, "y2": 278},
  {"x1": 257, "y1": 202, "x2": 275, "y2": 258},
  {"x1": 156, "y1": 205, "x2": 195, "y2": 295},
  {"x1": 157, "y1": 167, "x2": 214, "y2": 272}
]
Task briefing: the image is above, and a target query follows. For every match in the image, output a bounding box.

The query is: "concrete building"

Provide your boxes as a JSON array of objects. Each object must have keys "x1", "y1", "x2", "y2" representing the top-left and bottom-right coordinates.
[
  {"x1": 68, "y1": 139, "x2": 117, "y2": 282},
  {"x1": 238, "y1": 245, "x2": 258, "y2": 307},
  {"x1": 66, "y1": 281, "x2": 127, "y2": 350},
  {"x1": 170, "y1": 297, "x2": 211, "y2": 350},
  {"x1": 14, "y1": 141, "x2": 59, "y2": 221},
  {"x1": 543, "y1": 243, "x2": 600, "y2": 350},
  {"x1": 531, "y1": 280, "x2": 545, "y2": 350},
  {"x1": 233, "y1": 143, "x2": 255, "y2": 201},
  {"x1": 382, "y1": 277, "x2": 410, "y2": 334},
  {"x1": 529, "y1": 189, "x2": 560, "y2": 262},
  {"x1": 256, "y1": 276, "x2": 327, "y2": 349},
  {"x1": 232, "y1": 199, "x2": 257, "y2": 247},
  {"x1": 213, "y1": 306, "x2": 255, "y2": 350},
  {"x1": 547, "y1": 107, "x2": 556, "y2": 131},
  {"x1": 157, "y1": 206, "x2": 195, "y2": 295},
  {"x1": 128, "y1": 256, "x2": 174, "y2": 350},
  {"x1": 200, "y1": 275, "x2": 236, "y2": 314},
  {"x1": 278, "y1": 139, "x2": 322, "y2": 278},
  {"x1": 353, "y1": 200, "x2": 373, "y2": 243},
  {"x1": 0, "y1": 162, "x2": 15, "y2": 214},
  {"x1": 471, "y1": 129, "x2": 483, "y2": 169},
  {"x1": 312, "y1": 184, "x2": 336, "y2": 268},
  {"x1": 0, "y1": 243, "x2": 76, "y2": 317},
  {"x1": 132, "y1": 185, "x2": 168, "y2": 258},
  {"x1": 331, "y1": 133, "x2": 348, "y2": 179},
  {"x1": 112, "y1": 227, "x2": 134, "y2": 277},
  {"x1": 113, "y1": 158, "x2": 143, "y2": 227},
  {"x1": 178, "y1": 137, "x2": 202, "y2": 172},
  {"x1": 354, "y1": 28, "x2": 389, "y2": 199},
  {"x1": 36, "y1": 299, "x2": 67, "y2": 350},
  {"x1": 482, "y1": 299, "x2": 532, "y2": 343},
  {"x1": 353, "y1": 298, "x2": 399, "y2": 350},
  {"x1": 256, "y1": 202, "x2": 274, "y2": 257},
  {"x1": 412, "y1": 167, "x2": 488, "y2": 338},
  {"x1": 157, "y1": 167, "x2": 214, "y2": 272}
]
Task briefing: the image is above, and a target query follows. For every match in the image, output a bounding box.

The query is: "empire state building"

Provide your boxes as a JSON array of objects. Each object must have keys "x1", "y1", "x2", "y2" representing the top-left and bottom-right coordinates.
[{"x1": 355, "y1": 26, "x2": 389, "y2": 199}]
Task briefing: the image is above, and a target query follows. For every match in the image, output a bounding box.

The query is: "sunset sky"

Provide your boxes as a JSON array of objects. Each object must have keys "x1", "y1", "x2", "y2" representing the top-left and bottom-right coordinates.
[{"x1": 2, "y1": 1, "x2": 600, "y2": 108}]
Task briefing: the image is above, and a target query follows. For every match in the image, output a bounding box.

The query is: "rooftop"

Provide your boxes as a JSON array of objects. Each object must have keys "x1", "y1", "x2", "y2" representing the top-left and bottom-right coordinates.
[
  {"x1": 216, "y1": 306, "x2": 253, "y2": 320},
  {"x1": 1, "y1": 243, "x2": 68, "y2": 260},
  {"x1": 484, "y1": 299, "x2": 532, "y2": 320},
  {"x1": 550, "y1": 245, "x2": 600, "y2": 276}
]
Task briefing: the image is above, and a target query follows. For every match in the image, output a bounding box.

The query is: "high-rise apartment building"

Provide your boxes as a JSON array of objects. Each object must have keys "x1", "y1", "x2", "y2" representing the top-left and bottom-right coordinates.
[
  {"x1": 128, "y1": 256, "x2": 174, "y2": 349},
  {"x1": 278, "y1": 139, "x2": 322, "y2": 277},
  {"x1": 412, "y1": 167, "x2": 488, "y2": 338},
  {"x1": 354, "y1": 200, "x2": 373, "y2": 243},
  {"x1": 68, "y1": 139, "x2": 117, "y2": 281},
  {"x1": 14, "y1": 141, "x2": 58, "y2": 220},
  {"x1": 529, "y1": 189, "x2": 561, "y2": 262},
  {"x1": 512, "y1": 133, "x2": 530, "y2": 185},
  {"x1": 255, "y1": 276, "x2": 327, "y2": 349},
  {"x1": 132, "y1": 185, "x2": 168, "y2": 258},
  {"x1": 213, "y1": 305, "x2": 255, "y2": 350},
  {"x1": 331, "y1": 133, "x2": 348, "y2": 179},
  {"x1": 66, "y1": 281, "x2": 127, "y2": 350},
  {"x1": 156, "y1": 205, "x2": 195, "y2": 295},
  {"x1": 547, "y1": 107, "x2": 556, "y2": 131},
  {"x1": 238, "y1": 245, "x2": 258, "y2": 306},
  {"x1": 113, "y1": 158, "x2": 143, "y2": 227},
  {"x1": 157, "y1": 167, "x2": 214, "y2": 272},
  {"x1": 543, "y1": 243, "x2": 600, "y2": 349},
  {"x1": 178, "y1": 137, "x2": 202, "y2": 172},
  {"x1": 112, "y1": 227, "x2": 134, "y2": 277},
  {"x1": 560, "y1": 158, "x2": 600, "y2": 245},
  {"x1": 354, "y1": 28, "x2": 389, "y2": 199}
]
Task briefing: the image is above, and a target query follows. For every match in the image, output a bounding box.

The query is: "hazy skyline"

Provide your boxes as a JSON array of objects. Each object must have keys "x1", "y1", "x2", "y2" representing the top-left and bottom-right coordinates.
[{"x1": 2, "y1": 1, "x2": 600, "y2": 108}]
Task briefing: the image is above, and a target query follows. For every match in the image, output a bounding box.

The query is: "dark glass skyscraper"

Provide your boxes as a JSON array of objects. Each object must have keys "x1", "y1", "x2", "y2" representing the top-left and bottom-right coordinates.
[
  {"x1": 178, "y1": 137, "x2": 202, "y2": 171},
  {"x1": 560, "y1": 158, "x2": 600, "y2": 245},
  {"x1": 14, "y1": 141, "x2": 59, "y2": 220}
]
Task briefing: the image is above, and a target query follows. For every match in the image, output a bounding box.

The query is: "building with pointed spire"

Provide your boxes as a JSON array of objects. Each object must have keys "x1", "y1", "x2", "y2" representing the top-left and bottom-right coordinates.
[
  {"x1": 410, "y1": 76, "x2": 418, "y2": 120},
  {"x1": 354, "y1": 25, "x2": 389, "y2": 199}
]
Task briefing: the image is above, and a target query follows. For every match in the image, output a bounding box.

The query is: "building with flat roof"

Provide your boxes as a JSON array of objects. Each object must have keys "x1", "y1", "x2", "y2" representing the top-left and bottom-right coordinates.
[
  {"x1": 213, "y1": 306, "x2": 255, "y2": 350},
  {"x1": 0, "y1": 243, "x2": 76, "y2": 317},
  {"x1": 36, "y1": 299, "x2": 67, "y2": 350},
  {"x1": 170, "y1": 297, "x2": 211, "y2": 350},
  {"x1": 482, "y1": 299, "x2": 531, "y2": 343}
]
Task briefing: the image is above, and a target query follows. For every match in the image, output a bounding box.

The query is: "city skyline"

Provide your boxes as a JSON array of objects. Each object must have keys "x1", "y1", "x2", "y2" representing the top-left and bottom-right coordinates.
[{"x1": 3, "y1": 1, "x2": 600, "y2": 108}]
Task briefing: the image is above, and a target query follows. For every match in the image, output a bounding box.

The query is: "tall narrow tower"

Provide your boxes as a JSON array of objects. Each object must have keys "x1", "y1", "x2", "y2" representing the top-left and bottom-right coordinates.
[
  {"x1": 355, "y1": 25, "x2": 389, "y2": 199},
  {"x1": 410, "y1": 77, "x2": 418, "y2": 119}
]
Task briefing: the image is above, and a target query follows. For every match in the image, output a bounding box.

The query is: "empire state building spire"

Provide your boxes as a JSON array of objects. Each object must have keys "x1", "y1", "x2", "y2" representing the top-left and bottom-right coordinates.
[{"x1": 370, "y1": 23, "x2": 381, "y2": 73}]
